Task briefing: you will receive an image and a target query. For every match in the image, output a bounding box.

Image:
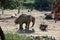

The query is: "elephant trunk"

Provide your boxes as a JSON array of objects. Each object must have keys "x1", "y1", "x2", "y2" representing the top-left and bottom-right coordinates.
[{"x1": 31, "y1": 17, "x2": 35, "y2": 27}]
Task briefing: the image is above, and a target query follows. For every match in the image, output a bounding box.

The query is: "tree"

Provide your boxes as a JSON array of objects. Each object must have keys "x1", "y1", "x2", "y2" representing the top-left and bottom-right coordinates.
[
  {"x1": 0, "y1": 0, "x2": 21, "y2": 14},
  {"x1": 34, "y1": 0, "x2": 52, "y2": 11},
  {"x1": 0, "y1": 0, "x2": 5, "y2": 15}
]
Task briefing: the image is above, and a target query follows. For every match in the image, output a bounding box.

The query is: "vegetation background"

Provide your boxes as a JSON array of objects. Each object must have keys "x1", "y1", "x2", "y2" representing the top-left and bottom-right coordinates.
[{"x1": 0, "y1": 0, "x2": 53, "y2": 10}]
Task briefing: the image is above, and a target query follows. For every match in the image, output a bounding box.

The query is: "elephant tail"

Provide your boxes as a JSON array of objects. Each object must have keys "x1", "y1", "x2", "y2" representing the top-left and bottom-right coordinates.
[{"x1": 31, "y1": 17, "x2": 35, "y2": 27}]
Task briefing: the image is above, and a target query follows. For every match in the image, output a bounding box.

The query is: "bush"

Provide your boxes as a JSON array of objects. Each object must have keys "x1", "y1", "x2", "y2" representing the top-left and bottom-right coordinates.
[
  {"x1": 4, "y1": 0, "x2": 20, "y2": 9},
  {"x1": 0, "y1": 0, "x2": 20, "y2": 9}
]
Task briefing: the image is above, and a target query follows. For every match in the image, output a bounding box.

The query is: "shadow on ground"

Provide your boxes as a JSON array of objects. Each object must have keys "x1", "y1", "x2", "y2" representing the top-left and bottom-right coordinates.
[
  {"x1": 17, "y1": 29, "x2": 35, "y2": 34},
  {"x1": 0, "y1": 16, "x2": 16, "y2": 20}
]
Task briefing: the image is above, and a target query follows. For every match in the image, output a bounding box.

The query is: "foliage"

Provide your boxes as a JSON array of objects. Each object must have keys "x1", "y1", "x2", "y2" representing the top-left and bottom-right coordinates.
[
  {"x1": 0, "y1": 0, "x2": 20, "y2": 9},
  {"x1": 34, "y1": 0, "x2": 52, "y2": 11},
  {"x1": 0, "y1": 0, "x2": 58, "y2": 10}
]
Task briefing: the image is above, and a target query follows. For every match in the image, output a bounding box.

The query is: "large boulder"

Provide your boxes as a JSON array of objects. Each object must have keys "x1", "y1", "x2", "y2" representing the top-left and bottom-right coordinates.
[{"x1": 0, "y1": 26, "x2": 5, "y2": 40}]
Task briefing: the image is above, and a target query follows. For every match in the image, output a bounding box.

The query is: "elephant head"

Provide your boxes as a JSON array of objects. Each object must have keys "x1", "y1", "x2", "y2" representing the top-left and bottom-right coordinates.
[
  {"x1": 14, "y1": 14, "x2": 27, "y2": 24},
  {"x1": 15, "y1": 17, "x2": 20, "y2": 24},
  {"x1": 15, "y1": 18, "x2": 19, "y2": 24}
]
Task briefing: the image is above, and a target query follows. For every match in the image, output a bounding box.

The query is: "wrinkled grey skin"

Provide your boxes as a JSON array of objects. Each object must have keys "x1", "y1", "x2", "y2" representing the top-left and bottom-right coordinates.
[{"x1": 15, "y1": 14, "x2": 35, "y2": 30}]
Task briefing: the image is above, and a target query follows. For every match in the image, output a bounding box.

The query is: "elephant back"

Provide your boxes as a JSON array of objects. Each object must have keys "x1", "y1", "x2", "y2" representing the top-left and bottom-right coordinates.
[
  {"x1": 15, "y1": 14, "x2": 35, "y2": 24},
  {"x1": 18, "y1": 14, "x2": 28, "y2": 18},
  {"x1": 18, "y1": 14, "x2": 31, "y2": 19}
]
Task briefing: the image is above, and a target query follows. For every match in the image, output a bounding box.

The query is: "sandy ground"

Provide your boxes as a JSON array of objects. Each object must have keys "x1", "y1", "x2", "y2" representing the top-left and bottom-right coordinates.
[{"x1": 0, "y1": 9, "x2": 60, "y2": 39}]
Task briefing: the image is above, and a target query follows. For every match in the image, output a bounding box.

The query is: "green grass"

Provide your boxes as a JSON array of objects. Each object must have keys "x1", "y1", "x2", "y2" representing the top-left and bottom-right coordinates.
[
  {"x1": 5, "y1": 33, "x2": 52, "y2": 40},
  {"x1": 5, "y1": 33, "x2": 31, "y2": 40}
]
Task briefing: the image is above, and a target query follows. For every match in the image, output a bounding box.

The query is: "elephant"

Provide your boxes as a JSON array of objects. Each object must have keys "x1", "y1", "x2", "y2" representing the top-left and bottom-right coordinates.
[
  {"x1": 15, "y1": 14, "x2": 35, "y2": 30},
  {"x1": 0, "y1": 27, "x2": 5, "y2": 40}
]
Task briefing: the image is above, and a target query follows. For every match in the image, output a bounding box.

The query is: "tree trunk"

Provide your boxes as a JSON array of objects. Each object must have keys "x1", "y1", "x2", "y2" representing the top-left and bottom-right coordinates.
[
  {"x1": 17, "y1": 5, "x2": 20, "y2": 14},
  {"x1": 2, "y1": 7, "x2": 4, "y2": 15}
]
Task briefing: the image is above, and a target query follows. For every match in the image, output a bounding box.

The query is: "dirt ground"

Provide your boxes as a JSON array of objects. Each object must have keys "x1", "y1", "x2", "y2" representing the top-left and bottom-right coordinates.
[{"x1": 0, "y1": 9, "x2": 60, "y2": 39}]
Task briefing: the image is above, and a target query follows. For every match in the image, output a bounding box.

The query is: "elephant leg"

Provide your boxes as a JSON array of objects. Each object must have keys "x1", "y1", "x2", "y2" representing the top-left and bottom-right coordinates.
[
  {"x1": 27, "y1": 22, "x2": 30, "y2": 30},
  {"x1": 25, "y1": 22, "x2": 30, "y2": 30},
  {"x1": 19, "y1": 24, "x2": 23, "y2": 30},
  {"x1": 25, "y1": 23, "x2": 28, "y2": 30}
]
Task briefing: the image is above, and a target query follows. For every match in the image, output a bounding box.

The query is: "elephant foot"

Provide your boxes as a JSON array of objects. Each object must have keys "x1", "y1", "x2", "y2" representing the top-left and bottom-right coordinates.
[
  {"x1": 19, "y1": 27, "x2": 23, "y2": 30},
  {"x1": 25, "y1": 27, "x2": 29, "y2": 30}
]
